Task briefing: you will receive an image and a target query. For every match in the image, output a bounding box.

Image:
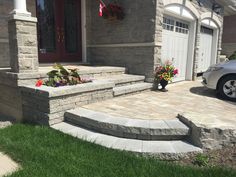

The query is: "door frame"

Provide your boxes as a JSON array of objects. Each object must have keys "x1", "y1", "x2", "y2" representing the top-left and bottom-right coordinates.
[{"x1": 36, "y1": 0, "x2": 87, "y2": 63}]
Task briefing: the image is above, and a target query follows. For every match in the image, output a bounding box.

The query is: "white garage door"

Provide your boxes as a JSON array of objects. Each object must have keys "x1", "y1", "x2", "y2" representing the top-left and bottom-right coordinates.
[
  {"x1": 198, "y1": 26, "x2": 214, "y2": 73},
  {"x1": 161, "y1": 17, "x2": 190, "y2": 82}
]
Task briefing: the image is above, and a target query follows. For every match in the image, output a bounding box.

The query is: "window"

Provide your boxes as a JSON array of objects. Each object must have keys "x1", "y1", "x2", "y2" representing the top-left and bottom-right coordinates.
[
  {"x1": 163, "y1": 17, "x2": 174, "y2": 31},
  {"x1": 175, "y1": 21, "x2": 189, "y2": 34},
  {"x1": 201, "y1": 26, "x2": 213, "y2": 35}
]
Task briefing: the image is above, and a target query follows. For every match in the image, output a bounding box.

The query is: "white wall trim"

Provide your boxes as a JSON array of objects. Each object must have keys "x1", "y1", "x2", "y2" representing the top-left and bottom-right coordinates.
[
  {"x1": 186, "y1": 20, "x2": 197, "y2": 81},
  {"x1": 81, "y1": 0, "x2": 87, "y2": 63},
  {"x1": 201, "y1": 12, "x2": 222, "y2": 28},
  {"x1": 163, "y1": 0, "x2": 200, "y2": 19},
  {"x1": 87, "y1": 42, "x2": 162, "y2": 48}
]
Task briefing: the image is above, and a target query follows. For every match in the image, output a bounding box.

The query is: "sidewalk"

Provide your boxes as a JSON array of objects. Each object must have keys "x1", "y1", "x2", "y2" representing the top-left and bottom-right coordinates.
[{"x1": 0, "y1": 153, "x2": 19, "y2": 177}]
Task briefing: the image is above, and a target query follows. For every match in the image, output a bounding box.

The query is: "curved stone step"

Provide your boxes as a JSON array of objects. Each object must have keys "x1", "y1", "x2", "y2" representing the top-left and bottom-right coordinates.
[
  {"x1": 113, "y1": 83, "x2": 153, "y2": 96},
  {"x1": 65, "y1": 108, "x2": 190, "y2": 140},
  {"x1": 52, "y1": 122, "x2": 202, "y2": 159}
]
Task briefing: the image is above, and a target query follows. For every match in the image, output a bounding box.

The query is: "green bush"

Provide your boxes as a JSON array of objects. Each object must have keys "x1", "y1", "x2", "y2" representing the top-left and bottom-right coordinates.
[
  {"x1": 229, "y1": 51, "x2": 236, "y2": 60},
  {"x1": 193, "y1": 154, "x2": 210, "y2": 167}
]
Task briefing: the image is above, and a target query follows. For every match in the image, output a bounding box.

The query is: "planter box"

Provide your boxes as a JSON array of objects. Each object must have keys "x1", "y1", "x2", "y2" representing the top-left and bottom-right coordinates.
[{"x1": 21, "y1": 81, "x2": 114, "y2": 125}]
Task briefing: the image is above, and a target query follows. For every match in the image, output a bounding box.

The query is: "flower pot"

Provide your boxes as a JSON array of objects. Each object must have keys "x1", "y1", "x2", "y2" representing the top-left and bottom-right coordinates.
[{"x1": 160, "y1": 79, "x2": 168, "y2": 92}]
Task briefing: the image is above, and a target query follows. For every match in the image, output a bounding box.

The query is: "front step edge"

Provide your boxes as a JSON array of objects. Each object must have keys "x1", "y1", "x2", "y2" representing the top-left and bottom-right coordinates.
[
  {"x1": 52, "y1": 122, "x2": 202, "y2": 160},
  {"x1": 65, "y1": 108, "x2": 190, "y2": 140}
]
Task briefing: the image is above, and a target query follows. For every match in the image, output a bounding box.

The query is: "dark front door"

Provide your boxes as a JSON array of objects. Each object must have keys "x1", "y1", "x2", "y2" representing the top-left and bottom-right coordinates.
[{"x1": 37, "y1": 0, "x2": 82, "y2": 63}]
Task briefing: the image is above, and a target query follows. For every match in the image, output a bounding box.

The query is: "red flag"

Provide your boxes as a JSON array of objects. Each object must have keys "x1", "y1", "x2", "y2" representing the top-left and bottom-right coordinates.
[{"x1": 99, "y1": 0, "x2": 105, "y2": 17}]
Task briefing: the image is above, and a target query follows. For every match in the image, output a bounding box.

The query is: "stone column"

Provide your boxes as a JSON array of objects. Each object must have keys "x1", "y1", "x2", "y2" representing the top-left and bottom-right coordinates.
[{"x1": 8, "y1": 0, "x2": 39, "y2": 73}]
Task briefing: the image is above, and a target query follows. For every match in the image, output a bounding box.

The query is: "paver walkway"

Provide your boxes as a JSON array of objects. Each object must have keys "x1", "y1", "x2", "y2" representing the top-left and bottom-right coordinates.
[
  {"x1": 83, "y1": 81, "x2": 236, "y2": 129},
  {"x1": 0, "y1": 153, "x2": 18, "y2": 177}
]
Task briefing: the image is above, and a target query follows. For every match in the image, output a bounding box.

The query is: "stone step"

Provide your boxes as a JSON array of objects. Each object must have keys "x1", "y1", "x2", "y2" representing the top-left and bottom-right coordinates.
[
  {"x1": 95, "y1": 74, "x2": 145, "y2": 87},
  {"x1": 37, "y1": 66, "x2": 126, "y2": 79},
  {"x1": 65, "y1": 108, "x2": 190, "y2": 140},
  {"x1": 78, "y1": 66, "x2": 126, "y2": 77},
  {"x1": 113, "y1": 83, "x2": 153, "y2": 97},
  {"x1": 52, "y1": 122, "x2": 202, "y2": 159}
]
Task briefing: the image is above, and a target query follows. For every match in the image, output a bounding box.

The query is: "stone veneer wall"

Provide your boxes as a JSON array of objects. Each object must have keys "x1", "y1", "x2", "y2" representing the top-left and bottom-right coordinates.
[
  {"x1": 0, "y1": 0, "x2": 36, "y2": 67},
  {"x1": 86, "y1": 0, "x2": 157, "y2": 81},
  {"x1": 21, "y1": 82, "x2": 114, "y2": 125}
]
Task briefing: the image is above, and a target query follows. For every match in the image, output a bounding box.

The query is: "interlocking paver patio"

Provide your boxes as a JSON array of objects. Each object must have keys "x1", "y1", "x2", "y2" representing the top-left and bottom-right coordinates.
[{"x1": 83, "y1": 81, "x2": 236, "y2": 129}]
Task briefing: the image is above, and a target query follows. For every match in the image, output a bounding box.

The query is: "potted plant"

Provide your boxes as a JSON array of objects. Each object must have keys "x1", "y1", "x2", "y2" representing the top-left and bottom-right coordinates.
[
  {"x1": 99, "y1": 1, "x2": 125, "y2": 21},
  {"x1": 154, "y1": 61, "x2": 178, "y2": 92}
]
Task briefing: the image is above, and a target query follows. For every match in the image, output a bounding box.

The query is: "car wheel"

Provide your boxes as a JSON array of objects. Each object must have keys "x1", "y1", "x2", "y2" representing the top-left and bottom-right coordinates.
[{"x1": 218, "y1": 75, "x2": 236, "y2": 101}]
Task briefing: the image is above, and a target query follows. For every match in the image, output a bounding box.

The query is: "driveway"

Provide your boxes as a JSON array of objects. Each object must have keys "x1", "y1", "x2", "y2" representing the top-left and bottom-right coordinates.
[{"x1": 83, "y1": 81, "x2": 236, "y2": 129}]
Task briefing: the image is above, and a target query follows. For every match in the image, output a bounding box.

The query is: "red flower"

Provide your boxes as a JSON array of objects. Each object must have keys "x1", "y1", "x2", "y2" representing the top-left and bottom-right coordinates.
[
  {"x1": 174, "y1": 69, "x2": 179, "y2": 75},
  {"x1": 36, "y1": 80, "x2": 43, "y2": 87}
]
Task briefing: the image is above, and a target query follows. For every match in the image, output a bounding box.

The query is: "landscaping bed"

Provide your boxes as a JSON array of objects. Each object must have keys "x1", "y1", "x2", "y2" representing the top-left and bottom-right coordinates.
[
  {"x1": 179, "y1": 146, "x2": 236, "y2": 169},
  {"x1": 0, "y1": 124, "x2": 235, "y2": 177}
]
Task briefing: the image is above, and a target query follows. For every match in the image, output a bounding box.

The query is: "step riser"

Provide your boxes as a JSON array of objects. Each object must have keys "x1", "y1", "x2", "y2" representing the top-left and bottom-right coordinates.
[
  {"x1": 52, "y1": 122, "x2": 203, "y2": 159},
  {"x1": 115, "y1": 80, "x2": 144, "y2": 87},
  {"x1": 80, "y1": 71, "x2": 125, "y2": 78},
  {"x1": 65, "y1": 113, "x2": 189, "y2": 141},
  {"x1": 113, "y1": 83, "x2": 153, "y2": 97}
]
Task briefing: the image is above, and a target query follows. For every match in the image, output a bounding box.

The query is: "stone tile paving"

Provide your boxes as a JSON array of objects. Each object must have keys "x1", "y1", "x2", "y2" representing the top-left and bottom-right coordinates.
[{"x1": 83, "y1": 81, "x2": 236, "y2": 129}]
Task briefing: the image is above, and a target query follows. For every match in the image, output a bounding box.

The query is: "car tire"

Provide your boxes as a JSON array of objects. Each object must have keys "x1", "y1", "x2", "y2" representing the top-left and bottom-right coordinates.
[{"x1": 218, "y1": 75, "x2": 236, "y2": 102}]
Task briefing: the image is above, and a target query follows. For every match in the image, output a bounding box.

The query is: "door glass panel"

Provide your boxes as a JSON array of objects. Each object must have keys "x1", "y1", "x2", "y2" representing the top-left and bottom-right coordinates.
[
  {"x1": 37, "y1": 0, "x2": 56, "y2": 53},
  {"x1": 64, "y1": 0, "x2": 78, "y2": 53}
]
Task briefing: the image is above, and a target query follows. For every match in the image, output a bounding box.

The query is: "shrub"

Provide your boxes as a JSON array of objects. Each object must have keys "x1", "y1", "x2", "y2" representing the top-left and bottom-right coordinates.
[
  {"x1": 229, "y1": 51, "x2": 236, "y2": 60},
  {"x1": 193, "y1": 154, "x2": 210, "y2": 167}
]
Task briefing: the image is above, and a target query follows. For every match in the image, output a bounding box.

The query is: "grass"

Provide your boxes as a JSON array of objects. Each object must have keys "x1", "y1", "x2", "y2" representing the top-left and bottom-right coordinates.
[{"x1": 0, "y1": 124, "x2": 235, "y2": 177}]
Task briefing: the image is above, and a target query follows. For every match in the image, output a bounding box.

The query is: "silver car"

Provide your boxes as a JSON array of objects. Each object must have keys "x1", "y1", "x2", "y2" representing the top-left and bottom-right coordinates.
[{"x1": 202, "y1": 60, "x2": 236, "y2": 101}]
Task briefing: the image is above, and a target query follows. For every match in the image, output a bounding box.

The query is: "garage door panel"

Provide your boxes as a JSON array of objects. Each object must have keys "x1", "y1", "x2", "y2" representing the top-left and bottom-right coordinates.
[
  {"x1": 198, "y1": 26, "x2": 213, "y2": 73},
  {"x1": 161, "y1": 16, "x2": 190, "y2": 82}
]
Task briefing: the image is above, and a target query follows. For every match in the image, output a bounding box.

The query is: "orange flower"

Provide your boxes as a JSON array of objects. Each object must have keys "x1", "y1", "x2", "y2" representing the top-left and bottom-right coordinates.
[{"x1": 36, "y1": 80, "x2": 43, "y2": 87}]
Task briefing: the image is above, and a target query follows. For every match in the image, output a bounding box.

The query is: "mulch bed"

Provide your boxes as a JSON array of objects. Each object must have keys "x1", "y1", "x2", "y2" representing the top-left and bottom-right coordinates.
[{"x1": 178, "y1": 146, "x2": 236, "y2": 169}]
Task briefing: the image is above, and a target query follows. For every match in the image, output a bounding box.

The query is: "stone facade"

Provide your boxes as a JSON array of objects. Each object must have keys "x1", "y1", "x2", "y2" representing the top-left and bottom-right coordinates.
[
  {"x1": 86, "y1": 0, "x2": 157, "y2": 81},
  {"x1": 8, "y1": 16, "x2": 39, "y2": 73},
  {"x1": 87, "y1": 0, "x2": 224, "y2": 81},
  {"x1": 0, "y1": 0, "x2": 36, "y2": 67},
  {"x1": 21, "y1": 82, "x2": 115, "y2": 125}
]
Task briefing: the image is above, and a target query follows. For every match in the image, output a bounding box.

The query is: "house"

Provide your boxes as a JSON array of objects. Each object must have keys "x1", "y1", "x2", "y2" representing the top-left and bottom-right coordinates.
[
  {"x1": 0, "y1": 0, "x2": 235, "y2": 123},
  {"x1": 222, "y1": 14, "x2": 236, "y2": 57}
]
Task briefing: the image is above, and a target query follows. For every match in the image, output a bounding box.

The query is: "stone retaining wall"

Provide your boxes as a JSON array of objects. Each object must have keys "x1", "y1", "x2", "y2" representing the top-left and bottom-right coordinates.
[
  {"x1": 179, "y1": 115, "x2": 236, "y2": 150},
  {"x1": 21, "y1": 81, "x2": 114, "y2": 125}
]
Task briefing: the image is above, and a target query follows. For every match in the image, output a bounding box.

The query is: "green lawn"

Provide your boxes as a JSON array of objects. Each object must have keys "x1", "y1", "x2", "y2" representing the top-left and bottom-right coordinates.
[{"x1": 0, "y1": 124, "x2": 235, "y2": 177}]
